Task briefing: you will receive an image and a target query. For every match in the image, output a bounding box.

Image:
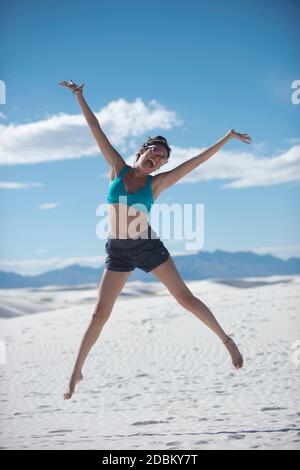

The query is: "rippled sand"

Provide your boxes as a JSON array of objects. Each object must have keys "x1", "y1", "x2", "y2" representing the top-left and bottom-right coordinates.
[{"x1": 0, "y1": 275, "x2": 299, "y2": 450}]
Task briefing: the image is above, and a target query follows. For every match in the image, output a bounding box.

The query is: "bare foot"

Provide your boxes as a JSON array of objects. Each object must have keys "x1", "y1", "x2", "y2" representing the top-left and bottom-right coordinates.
[
  {"x1": 64, "y1": 372, "x2": 83, "y2": 400},
  {"x1": 224, "y1": 337, "x2": 244, "y2": 369}
]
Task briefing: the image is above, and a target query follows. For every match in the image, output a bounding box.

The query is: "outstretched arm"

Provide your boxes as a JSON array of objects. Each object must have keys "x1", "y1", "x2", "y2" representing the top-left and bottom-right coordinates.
[
  {"x1": 59, "y1": 80, "x2": 125, "y2": 169},
  {"x1": 155, "y1": 129, "x2": 252, "y2": 193}
]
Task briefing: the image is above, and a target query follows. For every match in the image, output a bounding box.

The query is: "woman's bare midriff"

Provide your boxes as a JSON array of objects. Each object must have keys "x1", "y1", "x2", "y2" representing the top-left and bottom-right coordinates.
[
  {"x1": 107, "y1": 166, "x2": 159, "y2": 239},
  {"x1": 108, "y1": 203, "x2": 158, "y2": 239}
]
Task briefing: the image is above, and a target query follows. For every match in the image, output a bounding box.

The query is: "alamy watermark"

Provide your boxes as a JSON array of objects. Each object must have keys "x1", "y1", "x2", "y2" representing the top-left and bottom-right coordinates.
[
  {"x1": 0, "y1": 80, "x2": 6, "y2": 104},
  {"x1": 291, "y1": 340, "x2": 300, "y2": 367},
  {"x1": 291, "y1": 80, "x2": 300, "y2": 105},
  {"x1": 96, "y1": 199, "x2": 205, "y2": 251},
  {"x1": 0, "y1": 340, "x2": 6, "y2": 365}
]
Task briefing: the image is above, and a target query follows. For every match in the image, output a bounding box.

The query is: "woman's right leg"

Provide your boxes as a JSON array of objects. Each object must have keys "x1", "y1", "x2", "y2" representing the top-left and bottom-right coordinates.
[{"x1": 64, "y1": 268, "x2": 132, "y2": 399}]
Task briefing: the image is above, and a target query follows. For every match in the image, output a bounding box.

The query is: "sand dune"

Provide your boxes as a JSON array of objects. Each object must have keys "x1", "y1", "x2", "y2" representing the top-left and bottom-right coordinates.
[
  {"x1": 0, "y1": 275, "x2": 299, "y2": 450},
  {"x1": 0, "y1": 281, "x2": 170, "y2": 318}
]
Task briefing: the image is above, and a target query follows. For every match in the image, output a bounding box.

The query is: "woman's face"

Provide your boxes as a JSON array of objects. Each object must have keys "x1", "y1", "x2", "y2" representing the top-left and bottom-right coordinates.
[{"x1": 138, "y1": 143, "x2": 169, "y2": 173}]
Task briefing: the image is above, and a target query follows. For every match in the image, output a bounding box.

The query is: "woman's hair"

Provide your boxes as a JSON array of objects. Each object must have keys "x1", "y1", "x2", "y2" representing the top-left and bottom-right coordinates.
[{"x1": 135, "y1": 135, "x2": 172, "y2": 162}]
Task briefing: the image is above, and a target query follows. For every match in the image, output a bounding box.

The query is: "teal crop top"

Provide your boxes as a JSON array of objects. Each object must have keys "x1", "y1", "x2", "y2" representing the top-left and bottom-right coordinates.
[{"x1": 107, "y1": 164, "x2": 154, "y2": 214}]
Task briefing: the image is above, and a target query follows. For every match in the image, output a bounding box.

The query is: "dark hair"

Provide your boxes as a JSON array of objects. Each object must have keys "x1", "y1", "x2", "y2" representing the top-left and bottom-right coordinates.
[{"x1": 135, "y1": 135, "x2": 172, "y2": 162}]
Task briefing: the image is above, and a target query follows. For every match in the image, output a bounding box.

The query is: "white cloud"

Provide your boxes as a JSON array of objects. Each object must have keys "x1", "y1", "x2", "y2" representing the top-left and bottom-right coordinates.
[
  {"x1": 0, "y1": 98, "x2": 182, "y2": 165},
  {"x1": 0, "y1": 181, "x2": 44, "y2": 189},
  {"x1": 121, "y1": 143, "x2": 300, "y2": 189},
  {"x1": 38, "y1": 203, "x2": 61, "y2": 210},
  {"x1": 0, "y1": 112, "x2": 7, "y2": 120},
  {"x1": 1, "y1": 95, "x2": 299, "y2": 189},
  {"x1": 250, "y1": 244, "x2": 300, "y2": 260},
  {"x1": 0, "y1": 255, "x2": 106, "y2": 275},
  {"x1": 222, "y1": 145, "x2": 300, "y2": 189}
]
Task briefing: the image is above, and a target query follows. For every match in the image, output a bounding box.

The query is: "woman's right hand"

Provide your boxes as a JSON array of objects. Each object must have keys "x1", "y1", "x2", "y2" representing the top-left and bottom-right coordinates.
[{"x1": 59, "y1": 79, "x2": 84, "y2": 94}]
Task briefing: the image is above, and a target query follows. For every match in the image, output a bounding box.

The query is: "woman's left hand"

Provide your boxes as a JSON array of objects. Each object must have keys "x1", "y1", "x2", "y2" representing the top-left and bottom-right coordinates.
[
  {"x1": 226, "y1": 129, "x2": 252, "y2": 144},
  {"x1": 59, "y1": 79, "x2": 84, "y2": 94}
]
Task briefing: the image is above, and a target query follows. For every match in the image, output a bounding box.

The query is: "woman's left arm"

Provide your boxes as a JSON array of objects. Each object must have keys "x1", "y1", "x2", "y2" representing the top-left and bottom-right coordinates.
[
  {"x1": 155, "y1": 129, "x2": 252, "y2": 192},
  {"x1": 194, "y1": 129, "x2": 251, "y2": 166}
]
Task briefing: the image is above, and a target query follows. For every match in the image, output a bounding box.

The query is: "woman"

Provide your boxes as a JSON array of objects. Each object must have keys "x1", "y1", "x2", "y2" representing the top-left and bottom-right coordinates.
[{"x1": 59, "y1": 80, "x2": 251, "y2": 400}]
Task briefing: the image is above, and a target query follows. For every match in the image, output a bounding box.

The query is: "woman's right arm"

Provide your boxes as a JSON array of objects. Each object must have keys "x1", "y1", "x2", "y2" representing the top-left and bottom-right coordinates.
[{"x1": 59, "y1": 80, "x2": 125, "y2": 169}]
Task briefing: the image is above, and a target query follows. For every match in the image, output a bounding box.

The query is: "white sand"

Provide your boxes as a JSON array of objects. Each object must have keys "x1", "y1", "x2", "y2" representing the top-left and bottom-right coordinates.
[
  {"x1": 0, "y1": 281, "x2": 169, "y2": 318},
  {"x1": 0, "y1": 275, "x2": 299, "y2": 450}
]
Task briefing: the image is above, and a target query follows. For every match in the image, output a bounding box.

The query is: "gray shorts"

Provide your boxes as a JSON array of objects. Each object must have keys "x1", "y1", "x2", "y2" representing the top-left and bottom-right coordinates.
[{"x1": 104, "y1": 225, "x2": 170, "y2": 273}]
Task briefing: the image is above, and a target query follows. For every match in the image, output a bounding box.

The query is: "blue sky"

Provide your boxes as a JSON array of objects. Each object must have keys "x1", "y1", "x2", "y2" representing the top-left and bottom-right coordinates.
[{"x1": 0, "y1": 0, "x2": 299, "y2": 274}]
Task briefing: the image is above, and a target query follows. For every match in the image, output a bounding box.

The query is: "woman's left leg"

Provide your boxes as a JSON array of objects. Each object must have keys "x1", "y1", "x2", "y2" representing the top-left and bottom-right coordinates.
[{"x1": 150, "y1": 256, "x2": 243, "y2": 369}]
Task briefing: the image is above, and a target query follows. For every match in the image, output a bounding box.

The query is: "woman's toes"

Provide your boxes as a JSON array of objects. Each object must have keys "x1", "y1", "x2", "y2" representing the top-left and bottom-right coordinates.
[
  {"x1": 64, "y1": 390, "x2": 72, "y2": 400},
  {"x1": 234, "y1": 357, "x2": 243, "y2": 369},
  {"x1": 63, "y1": 373, "x2": 83, "y2": 400}
]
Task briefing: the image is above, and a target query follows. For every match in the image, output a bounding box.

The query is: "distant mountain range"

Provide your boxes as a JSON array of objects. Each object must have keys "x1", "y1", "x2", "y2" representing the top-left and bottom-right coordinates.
[{"x1": 1, "y1": 250, "x2": 299, "y2": 288}]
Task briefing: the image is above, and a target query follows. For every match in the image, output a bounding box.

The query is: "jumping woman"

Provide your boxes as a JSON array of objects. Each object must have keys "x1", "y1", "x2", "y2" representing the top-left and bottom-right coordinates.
[{"x1": 59, "y1": 80, "x2": 251, "y2": 400}]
